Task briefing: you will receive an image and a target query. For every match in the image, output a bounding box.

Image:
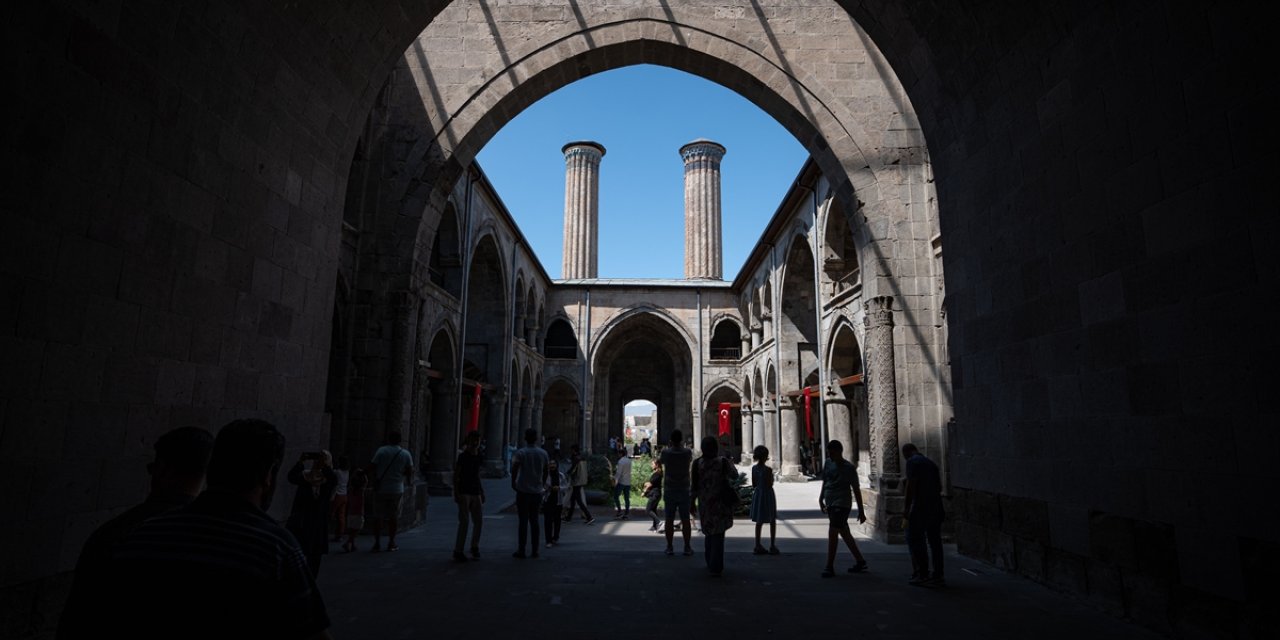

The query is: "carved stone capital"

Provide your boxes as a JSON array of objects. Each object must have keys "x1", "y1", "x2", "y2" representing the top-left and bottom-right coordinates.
[{"x1": 864, "y1": 296, "x2": 895, "y2": 329}]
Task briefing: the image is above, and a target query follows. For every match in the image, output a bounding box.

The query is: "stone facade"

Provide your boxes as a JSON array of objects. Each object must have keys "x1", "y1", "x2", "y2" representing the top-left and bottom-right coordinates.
[{"x1": 3, "y1": 1, "x2": 1272, "y2": 638}]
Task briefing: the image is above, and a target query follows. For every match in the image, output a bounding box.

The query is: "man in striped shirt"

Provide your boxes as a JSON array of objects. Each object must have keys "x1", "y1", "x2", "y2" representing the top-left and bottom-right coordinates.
[{"x1": 84, "y1": 419, "x2": 332, "y2": 639}]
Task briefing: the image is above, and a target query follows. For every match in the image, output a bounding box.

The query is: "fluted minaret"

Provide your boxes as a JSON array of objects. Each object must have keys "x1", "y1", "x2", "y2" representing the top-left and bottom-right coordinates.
[
  {"x1": 561, "y1": 141, "x2": 605, "y2": 279},
  {"x1": 680, "y1": 139, "x2": 726, "y2": 280}
]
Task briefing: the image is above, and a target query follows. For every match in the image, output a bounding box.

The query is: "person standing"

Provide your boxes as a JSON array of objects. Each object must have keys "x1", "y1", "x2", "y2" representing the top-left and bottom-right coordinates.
[
  {"x1": 452, "y1": 431, "x2": 485, "y2": 562},
  {"x1": 368, "y1": 430, "x2": 413, "y2": 552},
  {"x1": 613, "y1": 449, "x2": 633, "y2": 519},
  {"x1": 543, "y1": 459, "x2": 568, "y2": 547},
  {"x1": 643, "y1": 458, "x2": 663, "y2": 532},
  {"x1": 750, "y1": 445, "x2": 779, "y2": 555},
  {"x1": 60, "y1": 427, "x2": 215, "y2": 640},
  {"x1": 563, "y1": 444, "x2": 594, "y2": 524},
  {"x1": 286, "y1": 450, "x2": 337, "y2": 578},
  {"x1": 510, "y1": 428, "x2": 549, "y2": 558},
  {"x1": 659, "y1": 429, "x2": 695, "y2": 556},
  {"x1": 83, "y1": 419, "x2": 333, "y2": 639},
  {"x1": 903, "y1": 442, "x2": 945, "y2": 586},
  {"x1": 819, "y1": 440, "x2": 868, "y2": 578},
  {"x1": 330, "y1": 456, "x2": 350, "y2": 542},
  {"x1": 692, "y1": 436, "x2": 738, "y2": 577},
  {"x1": 341, "y1": 467, "x2": 367, "y2": 552}
]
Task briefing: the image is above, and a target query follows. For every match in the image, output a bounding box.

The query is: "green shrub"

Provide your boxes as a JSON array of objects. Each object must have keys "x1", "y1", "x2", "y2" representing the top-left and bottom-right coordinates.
[{"x1": 585, "y1": 454, "x2": 612, "y2": 492}]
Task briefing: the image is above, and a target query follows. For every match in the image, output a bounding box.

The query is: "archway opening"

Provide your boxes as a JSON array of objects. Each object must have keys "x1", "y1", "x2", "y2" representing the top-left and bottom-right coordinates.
[
  {"x1": 542, "y1": 379, "x2": 582, "y2": 453},
  {"x1": 703, "y1": 386, "x2": 743, "y2": 463},
  {"x1": 463, "y1": 235, "x2": 507, "y2": 473},
  {"x1": 425, "y1": 329, "x2": 458, "y2": 487},
  {"x1": 778, "y1": 237, "x2": 818, "y2": 478},
  {"x1": 544, "y1": 319, "x2": 578, "y2": 359},
  {"x1": 593, "y1": 312, "x2": 693, "y2": 453},
  {"x1": 709, "y1": 319, "x2": 743, "y2": 361}
]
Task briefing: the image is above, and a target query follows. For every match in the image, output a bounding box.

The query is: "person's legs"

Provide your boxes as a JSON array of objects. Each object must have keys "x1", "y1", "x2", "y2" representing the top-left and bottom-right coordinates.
[
  {"x1": 706, "y1": 533, "x2": 725, "y2": 574},
  {"x1": 839, "y1": 524, "x2": 866, "y2": 565},
  {"x1": 906, "y1": 519, "x2": 927, "y2": 580},
  {"x1": 754, "y1": 522, "x2": 764, "y2": 549},
  {"x1": 664, "y1": 500, "x2": 677, "y2": 551},
  {"x1": 680, "y1": 502, "x2": 693, "y2": 552},
  {"x1": 468, "y1": 495, "x2": 484, "y2": 551},
  {"x1": 621, "y1": 485, "x2": 631, "y2": 515},
  {"x1": 330, "y1": 495, "x2": 347, "y2": 541},
  {"x1": 527, "y1": 493, "x2": 541, "y2": 554},
  {"x1": 572, "y1": 486, "x2": 593, "y2": 521},
  {"x1": 548, "y1": 504, "x2": 561, "y2": 542},
  {"x1": 612, "y1": 484, "x2": 624, "y2": 515},
  {"x1": 646, "y1": 497, "x2": 661, "y2": 529},
  {"x1": 515, "y1": 493, "x2": 531, "y2": 556},
  {"x1": 386, "y1": 496, "x2": 401, "y2": 549},
  {"x1": 927, "y1": 518, "x2": 944, "y2": 580},
  {"x1": 454, "y1": 500, "x2": 470, "y2": 556}
]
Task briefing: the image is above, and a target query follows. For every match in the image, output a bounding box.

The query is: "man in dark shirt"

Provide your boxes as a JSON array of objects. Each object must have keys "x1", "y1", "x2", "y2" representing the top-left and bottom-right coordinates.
[
  {"x1": 659, "y1": 429, "x2": 695, "y2": 556},
  {"x1": 60, "y1": 427, "x2": 214, "y2": 639},
  {"x1": 91, "y1": 419, "x2": 333, "y2": 639},
  {"x1": 453, "y1": 430, "x2": 485, "y2": 561},
  {"x1": 902, "y1": 442, "x2": 945, "y2": 587}
]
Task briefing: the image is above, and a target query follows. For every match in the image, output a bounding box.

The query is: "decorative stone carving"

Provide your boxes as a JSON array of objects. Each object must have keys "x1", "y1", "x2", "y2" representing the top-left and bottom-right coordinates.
[{"x1": 864, "y1": 296, "x2": 899, "y2": 480}]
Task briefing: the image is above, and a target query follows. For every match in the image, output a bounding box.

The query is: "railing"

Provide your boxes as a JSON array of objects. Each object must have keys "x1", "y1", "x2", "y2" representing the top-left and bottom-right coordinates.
[
  {"x1": 709, "y1": 346, "x2": 741, "y2": 360},
  {"x1": 544, "y1": 345, "x2": 577, "y2": 359}
]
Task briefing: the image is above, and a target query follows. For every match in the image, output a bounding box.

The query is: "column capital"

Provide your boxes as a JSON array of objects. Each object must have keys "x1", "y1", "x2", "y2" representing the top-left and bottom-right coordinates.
[
  {"x1": 864, "y1": 296, "x2": 895, "y2": 329},
  {"x1": 562, "y1": 140, "x2": 606, "y2": 161},
  {"x1": 679, "y1": 139, "x2": 726, "y2": 164}
]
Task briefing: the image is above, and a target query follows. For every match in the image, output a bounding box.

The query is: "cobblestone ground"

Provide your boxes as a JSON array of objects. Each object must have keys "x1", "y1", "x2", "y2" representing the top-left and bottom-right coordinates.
[{"x1": 318, "y1": 473, "x2": 1158, "y2": 639}]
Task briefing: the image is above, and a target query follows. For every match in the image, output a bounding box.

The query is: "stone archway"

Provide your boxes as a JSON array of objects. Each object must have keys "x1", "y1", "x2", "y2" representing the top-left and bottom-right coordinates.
[
  {"x1": 826, "y1": 320, "x2": 869, "y2": 484},
  {"x1": 703, "y1": 385, "x2": 744, "y2": 461},
  {"x1": 591, "y1": 312, "x2": 693, "y2": 453},
  {"x1": 541, "y1": 378, "x2": 582, "y2": 451},
  {"x1": 463, "y1": 234, "x2": 508, "y2": 473},
  {"x1": 778, "y1": 235, "x2": 819, "y2": 478},
  {"x1": 425, "y1": 327, "x2": 459, "y2": 487}
]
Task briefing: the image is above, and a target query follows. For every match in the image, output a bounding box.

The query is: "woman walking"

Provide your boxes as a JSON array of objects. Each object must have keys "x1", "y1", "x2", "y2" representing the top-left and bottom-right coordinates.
[
  {"x1": 692, "y1": 436, "x2": 738, "y2": 577},
  {"x1": 452, "y1": 431, "x2": 485, "y2": 562}
]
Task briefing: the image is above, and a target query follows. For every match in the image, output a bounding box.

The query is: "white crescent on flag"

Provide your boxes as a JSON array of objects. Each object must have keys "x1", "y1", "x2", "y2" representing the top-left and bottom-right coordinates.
[{"x1": 720, "y1": 408, "x2": 729, "y2": 419}]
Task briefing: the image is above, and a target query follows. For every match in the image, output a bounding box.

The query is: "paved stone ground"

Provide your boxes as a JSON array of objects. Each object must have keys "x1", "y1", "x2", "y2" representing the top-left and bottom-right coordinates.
[{"x1": 318, "y1": 470, "x2": 1159, "y2": 639}]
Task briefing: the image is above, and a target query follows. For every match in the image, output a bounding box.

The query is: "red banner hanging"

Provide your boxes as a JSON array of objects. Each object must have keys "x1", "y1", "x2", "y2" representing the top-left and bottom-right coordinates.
[
  {"x1": 467, "y1": 383, "x2": 482, "y2": 432},
  {"x1": 717, "y1": 402, "x2": 732, "y2": 437},
  {"x1": 802, "y1": 387, "x2": 814, "y2": 440}
]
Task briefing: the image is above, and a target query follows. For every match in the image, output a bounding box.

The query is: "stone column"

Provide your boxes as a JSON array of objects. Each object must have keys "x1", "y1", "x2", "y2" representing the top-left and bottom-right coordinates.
[
  {"x1": 779, "y1": 401, "x2": 802, "y2": 480},
  {"x1": 514, "y1": 312, "x2": 525, "y2": 342},
  {"x1": 525, "y1": 319, "x2": 539, "y2": 346},
  {"x1": 482, "y1": 392, "x2": 507, "y2": 477},
  {"x1": 750, "y1": 323, "x2": 762, "y2": 351},
  {"x1": 521, "y1": 397, "x2": 534, "y2": 439},
  {"x1": 680, "y1": 139, "x2": 726, "y2": 280},
  {"x1": 740, "y1": 333, "x2": 751, "y2": 358},
  {"x1": 752, "y1": 407, "x2": 766, "y2": 455},
  {"x1": 864, "y1": 296, "x2": 900, "y2": 482},
  {"x1": 427, "y1": 383, "x2": 457, "y2": 488},
  {"x1": 761, "y1": 311, "x2": 773, "y2": 342},
  {"x1": 561, "y1": 141, "x2": 605, "y2": 279},
  {"x1": 741, "y1": 403, "x2": 755, "y2": 465},
  {"x1": 824, "y1": 395, "x2": 853, "y2": 454}
]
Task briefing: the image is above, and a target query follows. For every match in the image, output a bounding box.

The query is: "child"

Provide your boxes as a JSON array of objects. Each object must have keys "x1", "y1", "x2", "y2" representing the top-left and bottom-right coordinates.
[
  {"x1": 819, "y1": 440, "x2": 867, "y2": 577},
  {"x1": 342, "y1": 467, "x2": 367, "y2": 553},
  {"x1": 749, "y1": 445, "x2": 779, "y2": 555},
  {"x1": 542, "y1": 459, "x2": 568, "y2": 547},
  {"x1": 643, "y1": 458, "x2": 663, "y2": 532}
]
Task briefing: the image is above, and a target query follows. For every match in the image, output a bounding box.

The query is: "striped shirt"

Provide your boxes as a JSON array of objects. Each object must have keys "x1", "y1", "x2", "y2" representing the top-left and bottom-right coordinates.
[{"x1": 102, "y1": 490, "x2": 329, "y2": 639}]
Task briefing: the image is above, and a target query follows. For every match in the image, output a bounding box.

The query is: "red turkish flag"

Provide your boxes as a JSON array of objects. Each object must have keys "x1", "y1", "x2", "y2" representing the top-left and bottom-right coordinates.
[
  {"x1": 717, "y1": 402, "x2": 732, "y2": 437},
  {"x1": 467, "y1": 383, "x2": 482, "y2": 432},
  {"x1": 803, "y1": 387, "x2": 814, "y2": 440}
]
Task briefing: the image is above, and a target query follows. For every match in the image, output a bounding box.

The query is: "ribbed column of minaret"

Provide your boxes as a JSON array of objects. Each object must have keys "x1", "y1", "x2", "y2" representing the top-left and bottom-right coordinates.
[
  {"x1": 680, "y1": 139, "x2": 726, "y2": 279},
  {"x1": 561, "y1": 141, "x2": 605, "y2": 279}
]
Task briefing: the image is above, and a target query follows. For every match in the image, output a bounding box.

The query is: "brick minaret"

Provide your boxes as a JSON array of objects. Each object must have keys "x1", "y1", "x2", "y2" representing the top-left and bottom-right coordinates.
[
  {"x1": 680, "y1": 139, "x2": 726, "y2": 280},
  {"x1": 561, "y1": 141, "x2": 605, "y2": 279}
]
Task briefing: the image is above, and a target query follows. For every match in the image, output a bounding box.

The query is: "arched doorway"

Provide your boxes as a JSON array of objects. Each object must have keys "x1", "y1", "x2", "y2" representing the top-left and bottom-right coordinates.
[
  {"x1": 542, "y1": 379, "x2": 582, "y2": 452},
  {"x1": 592, "y1": 311, "x2": 693, "y2": 453},
  {"x1": 463, "y1": 234, "x2": 508, "y2": 474},
  {"x1": 425, "y1": 328, "x2": 458, "y2": 488},
  {"x1": 827, "y1": 321, "x2": 869, "y2": 485},
  {"x1": 778, "y1": 236, "x2": 819, "y2": 479},
  {"x1": 703, "y1": 385, "x2": 743, "y2": 462}
]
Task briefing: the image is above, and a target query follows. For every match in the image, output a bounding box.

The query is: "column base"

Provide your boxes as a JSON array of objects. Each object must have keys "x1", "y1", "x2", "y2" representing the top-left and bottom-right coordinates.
[
  {"x1": 424, "y1": 470, "x2": 454, "y2": 495},
  {"x1": 777, "y1": 463, "x2": 805, "y2": 482},
  {"x1": 860, "y1": 475, "x2": 906, "y2": 543}
]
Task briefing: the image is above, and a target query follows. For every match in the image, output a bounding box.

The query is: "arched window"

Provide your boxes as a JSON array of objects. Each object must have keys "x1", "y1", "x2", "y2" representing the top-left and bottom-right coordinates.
[
  {"x1": 709, "y1": 319, "x2": 742, "y2": 360},
  {"x1": 429, "y1": 204, "x2": 462, "y2": 298},
  {"x1": 544, "y1": 319, "x2": 578, "y2": 359}
]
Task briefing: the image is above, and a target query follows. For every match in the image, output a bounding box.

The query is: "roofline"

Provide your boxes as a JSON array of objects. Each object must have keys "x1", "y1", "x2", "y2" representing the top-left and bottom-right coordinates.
[{"x1": 729, "y1": 157, "x2": 822, "y2": 290}]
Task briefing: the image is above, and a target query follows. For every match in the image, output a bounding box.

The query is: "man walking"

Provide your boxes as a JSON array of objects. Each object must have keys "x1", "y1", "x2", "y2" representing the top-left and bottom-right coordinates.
[
  {"x1": 368, "y1": 430, "x2": 413, "y2": 552},
  {"x1": 563, "y1": 444, "x2": 594, "y2": 524},
  {"x1": 659, "y1": 429, "x2": 695, "y2": 556},
  {"x1": 510, "y1": 428, "x2": 550, "y2": 558},
  {"x1": 613, "y1": 448, "x2": 633, "y2": 519},
  {"x1": 903, "y1": 442, "x2": 945, "y2": 586},
  {"x1": 819, "y1": 440, "x2": 868, "y2": 578}
]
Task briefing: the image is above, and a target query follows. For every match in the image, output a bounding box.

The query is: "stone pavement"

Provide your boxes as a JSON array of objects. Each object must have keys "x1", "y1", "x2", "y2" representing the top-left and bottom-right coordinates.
[{"x1": 317, "y1": 470, "x2": 1159, "y2": 639}]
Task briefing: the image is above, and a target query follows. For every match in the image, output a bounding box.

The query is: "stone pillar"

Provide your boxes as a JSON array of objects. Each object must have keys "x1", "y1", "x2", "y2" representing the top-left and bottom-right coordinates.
[
  {"x1": 561, "y1": 141, "x2": 605, "y2": 279},
  {"x1": 514, "y1": 312, "x2": 525, "y2": 342},
  {"x1": 864, "y1": 296, "x2": 904, "y2": 540},
  {"x1": 531, "y1": 402, "x2": 543, "y2": 440},
  {"x1": 740, "y1": 333, "x2": 751, "y2": 358},
  {"x1": 825, "y1": 395, "x2": 853, "y2": 454},
  {"x1": 752, "y1": 407, "x2": 766, "y2": 455},
  {"x1": 741, "y1": 403, "x2": 755, "y2": 465},
  {"x1": 427, "y1": 384, "x2": 457, "y2": 488},
  {"x1": 680, "y1": 139, "x2": 726, "y2": 280},
  {"x1": 525, "y1": 319, "x2": 539, "y2": 346},
  {"x1": 761, "y1": 311, "x2": 773, "y2": 342},
  {"x1": 864, "y1": 296, "x2": 900, "y2": 481},
  {"x1": 521, "y1": 398, "x2": 534, "y2": 439},
  {"x1": 750, "y1": 323, "x2": 761, "y2": 351},
  {"x1": 779, "y1": 402, "x2": 802, "y2": 480},
  {"x1": 482, "y1": 392, "x2": 507, "y2": 477}
]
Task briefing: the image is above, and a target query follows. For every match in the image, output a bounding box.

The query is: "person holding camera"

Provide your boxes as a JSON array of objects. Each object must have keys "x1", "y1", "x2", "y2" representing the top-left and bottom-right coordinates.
[{"x1": 287, "y1": 449, "x2": 337, "y2": 578}]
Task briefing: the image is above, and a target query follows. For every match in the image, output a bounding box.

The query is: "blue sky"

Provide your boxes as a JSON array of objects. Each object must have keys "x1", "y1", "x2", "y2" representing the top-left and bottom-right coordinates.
[{"x1": 476, "y1": 64, "x2": 809, "y2": 280}]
